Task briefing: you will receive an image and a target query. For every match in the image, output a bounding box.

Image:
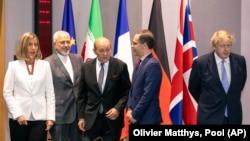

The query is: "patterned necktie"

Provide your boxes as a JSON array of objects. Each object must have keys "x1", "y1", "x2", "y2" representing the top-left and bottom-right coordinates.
[{"x1": 221, "y1": 60, "x2": 229, "y2": 93}]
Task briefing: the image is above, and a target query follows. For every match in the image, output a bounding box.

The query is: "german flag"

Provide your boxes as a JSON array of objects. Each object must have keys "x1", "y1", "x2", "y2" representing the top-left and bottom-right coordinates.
[{"x1": 149, "y1": 0, "x2": 172, "y2": 125}]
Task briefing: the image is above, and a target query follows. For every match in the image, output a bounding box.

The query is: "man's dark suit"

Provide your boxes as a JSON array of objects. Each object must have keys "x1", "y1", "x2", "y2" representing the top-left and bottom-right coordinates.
[
  {"x1": 127, "y1": 53, "x2": 162, "y2": 124},
  {"x1": 78, "y1": 57, "x2": 131, "y2": 139},
  {"x1": 188, "y1": 52, "x2": 247, "y2": 124},
  {"x1": 45, "y1": 53, "x2": 83, "y2": 140}
]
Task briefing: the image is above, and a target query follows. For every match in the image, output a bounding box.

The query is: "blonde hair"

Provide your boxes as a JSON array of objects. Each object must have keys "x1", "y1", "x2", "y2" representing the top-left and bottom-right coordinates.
[
  {"x1": 210, "y1": 30, "x2": 235, "y2": 47},
  {"x1": 15, "y1": 32, "x2": 42, "y2": 60}
]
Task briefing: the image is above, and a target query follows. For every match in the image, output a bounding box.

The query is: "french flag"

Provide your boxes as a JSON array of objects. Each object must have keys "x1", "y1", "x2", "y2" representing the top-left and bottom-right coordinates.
[
  {"x1": 113, "y1": 0, "x2": 133, "y2": 80},
  {"x1": 114, "y1": 1, "x2": 133, "y2": 140}
]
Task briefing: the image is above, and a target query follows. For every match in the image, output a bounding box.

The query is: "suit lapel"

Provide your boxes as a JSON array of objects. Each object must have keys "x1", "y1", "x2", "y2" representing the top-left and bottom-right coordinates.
[
  {"x1": 208, "y1": 53, "x2": 221, "y2": 82},
  {"x1": 31, "y1": 60, "x2": 38, "y2": 89},
  {"x1": 132, "y1": 54, "x2": 152, "y2": 82},
  {"x1": 20, "y1": 60, "x2": 32, "y2": 93},
  {"x1": 103, "y1": 58, "x2": 115, "y2": 94},
  {"x1": 228, "y1": 54, "x2": 238, "y2": 91},
  {"x1": 209, "y1": 53, "x2": 226, "y2": 92},
  {"x1": 69, "y1": 54, "x2": 77, "y2": 84},
  {"x1": 89, "y1": 59, "x2": 101, "y2": 94},
  {"x1": 52, "y1": 54, "x2": 73, "y2": 84}
]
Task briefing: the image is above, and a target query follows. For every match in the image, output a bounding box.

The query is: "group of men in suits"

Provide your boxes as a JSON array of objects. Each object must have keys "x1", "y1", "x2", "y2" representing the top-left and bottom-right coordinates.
[
  {"x1": 4, "y1": 28, "x2": 246, "y2": 141},
  {"x1": 45, "y1": 29, "x2": 163, "y2": 141},
  {"x1": 45, "y1": 29, "x2": 247, "y2": 141}
]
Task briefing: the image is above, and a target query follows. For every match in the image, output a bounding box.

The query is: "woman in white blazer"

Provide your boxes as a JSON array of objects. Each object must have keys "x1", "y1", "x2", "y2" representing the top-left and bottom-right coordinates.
[{"x1": 3, "y1": 32, "x2": 55, "y2": 141}]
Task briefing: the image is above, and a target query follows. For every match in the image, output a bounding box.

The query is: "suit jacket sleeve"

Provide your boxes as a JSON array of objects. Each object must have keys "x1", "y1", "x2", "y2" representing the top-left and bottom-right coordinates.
[
  {"x1": 188, "y1": 59, "x2": 201, "y2": 102},
  {"x1": 77, "y1": 62, "x2": 89, "y2": 119},
  {"x1": 3, "y1": 62, "x2": 23, "y2": 119},
  {"x1": 239, "y1": 56, "x2": 247, "y2": 90},
  {"x1": 113, "y1": 62, "x2": 131, "y2": 112}
]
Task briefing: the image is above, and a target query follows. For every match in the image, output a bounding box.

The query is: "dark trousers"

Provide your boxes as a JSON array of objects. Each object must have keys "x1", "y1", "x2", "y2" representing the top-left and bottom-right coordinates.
[
  {"x1": 9, "y1": 118, "x2": 47, "y2": 141},
  {"x1": 84, "y1": 113, "x2": 122, "y2": 141},
  {"x1": 49, "y1": 118, "x2": 82, "y2": 141},
  {"x1": 223, "y1": 116, "x2": 229, "y2": 124}
]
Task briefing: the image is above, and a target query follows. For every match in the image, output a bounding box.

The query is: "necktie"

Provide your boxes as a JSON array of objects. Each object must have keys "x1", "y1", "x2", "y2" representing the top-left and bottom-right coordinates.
[
  {"x1": 136, "y1": 59, "x2": 142, "y2": 70},
  {"x1": 98, "y1": 63, "x2": 104, "y2": 113},
  {"x1": 98, "y1": 63, "x2": 104, "y2": 92},
  {"x1": 221, "y1": 60, "x2": 229, "y2": 117},
  {"x1": 221, "y1": 60, "x2": 229, "y2": 93}
]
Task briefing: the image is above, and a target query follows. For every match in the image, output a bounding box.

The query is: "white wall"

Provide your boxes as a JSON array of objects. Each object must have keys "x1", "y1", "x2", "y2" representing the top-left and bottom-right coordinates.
[
  {"x1": 191, "y1": 0, "x2": 241, "y2": 55},
  {"x1": 5, "y1": 0, "x2": 33, "y2": 67},
  {"x1": 5, "y1": 1, "x2": 33, "y2": 140}
]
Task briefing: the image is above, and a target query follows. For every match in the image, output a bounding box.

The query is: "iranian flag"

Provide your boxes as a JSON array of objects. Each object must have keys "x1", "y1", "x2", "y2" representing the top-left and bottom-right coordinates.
[{"x1": 81, "y1": 0, "x2": 103, "y2": 62}]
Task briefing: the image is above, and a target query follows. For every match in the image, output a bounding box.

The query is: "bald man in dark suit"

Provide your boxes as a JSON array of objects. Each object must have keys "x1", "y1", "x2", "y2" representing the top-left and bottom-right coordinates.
[{"x1": 77, "y1": 37, "x2": 131, "y2": 141}]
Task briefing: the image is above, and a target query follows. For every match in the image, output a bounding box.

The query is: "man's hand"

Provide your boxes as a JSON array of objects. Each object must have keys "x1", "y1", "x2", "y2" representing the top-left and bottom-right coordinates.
[
  {"x1": 78, "y1": 119, "x2": 86, "y2": 132},
  {"x1": 106, "y1": 108, "x2": 120, "y2": 120},
  {"x1": 126, "y1": 109, "x2": 137, "y2": 124}
]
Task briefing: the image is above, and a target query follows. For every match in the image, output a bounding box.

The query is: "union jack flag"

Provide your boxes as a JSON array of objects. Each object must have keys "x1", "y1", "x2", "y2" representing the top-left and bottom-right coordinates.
[{"x1": 170, "y1": 0, "x2": 198, "y2": 124}]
